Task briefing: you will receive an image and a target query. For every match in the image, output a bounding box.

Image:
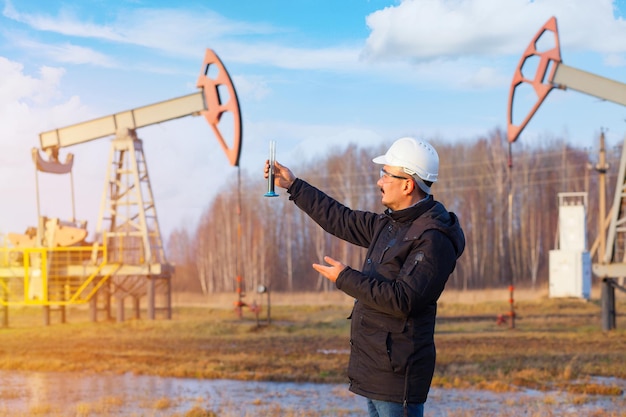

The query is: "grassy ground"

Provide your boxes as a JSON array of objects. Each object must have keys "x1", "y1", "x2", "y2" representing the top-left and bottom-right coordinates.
[{"x1": 1, "y1": 288, "x2": 626, "y2": 416}]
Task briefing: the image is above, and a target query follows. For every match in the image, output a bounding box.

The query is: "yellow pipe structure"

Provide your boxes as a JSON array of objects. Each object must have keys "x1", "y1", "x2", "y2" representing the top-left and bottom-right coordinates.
[{"x1": 0, "y1": 244, "x2": 122, "y2": 307}]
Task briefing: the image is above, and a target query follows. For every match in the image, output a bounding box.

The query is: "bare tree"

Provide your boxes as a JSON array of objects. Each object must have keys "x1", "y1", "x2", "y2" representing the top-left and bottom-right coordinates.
[{"x1": 166, "y1": 226, "x2": 199, "y2": 291}]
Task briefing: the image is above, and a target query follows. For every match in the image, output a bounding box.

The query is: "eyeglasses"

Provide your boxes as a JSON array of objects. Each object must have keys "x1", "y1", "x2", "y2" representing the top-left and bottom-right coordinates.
[{"x1": 379, "y1": 168, "x2": 411, "y2": 182}]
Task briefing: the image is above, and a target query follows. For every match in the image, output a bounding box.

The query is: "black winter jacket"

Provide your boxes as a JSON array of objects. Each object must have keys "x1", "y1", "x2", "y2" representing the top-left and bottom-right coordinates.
[{"x1": 288, "y1": 178, "x2": 465, "y2": 405}]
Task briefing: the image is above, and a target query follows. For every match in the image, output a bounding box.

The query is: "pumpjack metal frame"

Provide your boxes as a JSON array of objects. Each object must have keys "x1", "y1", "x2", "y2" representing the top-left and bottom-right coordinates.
[
  {"x1": 508, "y1": 17, "x2": 626, "y2": 330},
  {"x1": 0, "y1": 49, "x2": 242, "y2": 326}
]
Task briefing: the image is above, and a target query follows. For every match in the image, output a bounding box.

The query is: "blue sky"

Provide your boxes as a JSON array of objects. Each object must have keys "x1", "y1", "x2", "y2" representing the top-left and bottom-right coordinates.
[{"x1": 2, "y1": 0, "x2": 626, "y2": 239}]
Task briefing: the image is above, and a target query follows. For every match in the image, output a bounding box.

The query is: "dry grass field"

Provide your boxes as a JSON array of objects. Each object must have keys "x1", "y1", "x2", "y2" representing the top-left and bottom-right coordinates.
[{"x1": 1, "y1": 286, "x2": 626, "y2": 416}]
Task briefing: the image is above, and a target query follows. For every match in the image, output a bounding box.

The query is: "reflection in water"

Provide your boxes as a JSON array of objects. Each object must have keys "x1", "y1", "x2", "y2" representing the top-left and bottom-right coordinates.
[
  {"x1": 0, "y1": 371, "x2": 364, "y2": 416},
  {"x1": 0, "y1": 370, "x2": 625, "y2": 416}
]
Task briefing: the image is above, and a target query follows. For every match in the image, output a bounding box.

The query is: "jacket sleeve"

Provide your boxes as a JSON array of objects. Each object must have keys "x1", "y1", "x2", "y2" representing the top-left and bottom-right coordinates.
[
  {"x1": 336, "y1": 229, "x2": 458, "y2": 317},
  {"x1": 288, "y1": 178, "x2": 378, "y2": 248}
]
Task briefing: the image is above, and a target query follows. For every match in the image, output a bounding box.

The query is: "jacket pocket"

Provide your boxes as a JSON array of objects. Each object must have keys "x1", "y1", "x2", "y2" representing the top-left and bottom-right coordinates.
[
  {"x1": 358, "y1": 311, "x2": 408, "y2": 373},
  {"x1": 387, "y1": 331, "x2": 413, "y2": 373}
]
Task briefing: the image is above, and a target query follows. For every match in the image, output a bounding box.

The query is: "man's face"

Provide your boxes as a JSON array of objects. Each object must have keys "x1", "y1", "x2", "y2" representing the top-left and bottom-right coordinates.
[{"x1": 377, "y1": 166, "x2": 412, "y2": 210}]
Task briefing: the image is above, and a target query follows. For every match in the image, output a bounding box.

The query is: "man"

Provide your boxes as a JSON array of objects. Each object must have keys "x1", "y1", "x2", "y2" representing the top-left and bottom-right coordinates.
[{"x1": 264, "y1": 137, "x2": 465, "y2": 417}]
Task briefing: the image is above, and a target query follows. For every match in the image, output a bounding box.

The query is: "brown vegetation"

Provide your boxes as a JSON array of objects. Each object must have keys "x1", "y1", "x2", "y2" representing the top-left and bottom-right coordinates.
[{"x1": 1, "y1": 289, "x2": 625, "y2": 398}]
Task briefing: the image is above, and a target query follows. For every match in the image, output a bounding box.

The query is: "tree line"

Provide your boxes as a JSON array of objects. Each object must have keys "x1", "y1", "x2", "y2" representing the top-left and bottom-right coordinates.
[{"x1": 166, "y1": 129, "x2": 621, "y2": 295}]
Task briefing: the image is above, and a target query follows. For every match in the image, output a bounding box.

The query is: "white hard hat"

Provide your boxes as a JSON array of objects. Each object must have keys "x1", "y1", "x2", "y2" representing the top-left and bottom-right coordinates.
[{"x1": 373, "y1": 137, "x2": 439, "y2": 194}]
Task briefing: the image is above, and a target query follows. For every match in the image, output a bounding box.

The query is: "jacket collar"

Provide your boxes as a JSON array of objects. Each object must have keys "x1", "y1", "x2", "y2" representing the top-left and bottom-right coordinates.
[{"x1": 383, "y1": 195, "x2": 436, "y2": 223}]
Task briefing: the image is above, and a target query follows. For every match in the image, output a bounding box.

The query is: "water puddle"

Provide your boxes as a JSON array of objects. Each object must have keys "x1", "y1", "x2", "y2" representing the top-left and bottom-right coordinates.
[{"x1": 0, "y1": 370, "x2": 624, "y2": 416}]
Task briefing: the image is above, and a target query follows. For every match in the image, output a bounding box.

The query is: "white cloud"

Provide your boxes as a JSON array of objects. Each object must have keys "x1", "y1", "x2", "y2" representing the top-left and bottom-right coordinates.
[
  {"x1": 362, "y1": 0, "x2": 626, "y2": 61},
  {"x1": 466, "y1": 65, "x2": 508, "y2": 89},
  {"x1": 0, "y1": 58, "x2": 35, "y2": 102},
  {"x1": 0, "y1": 55, "x2": 94, "y2": 235},
  {"x1": 231, "y1": 75, "x2": 271, "y2": 101},
  {"x1": 222, "y1": 42, "x2": 363, "y2": 71},
  {"x1": 3, "y1": 1, "x2": 279, "y2": 59},
  {"x1": 41, "y1": 43, "x2": 117, "y2": 67},
  {"x1": 3, "y1": 2, "x2": 122, "y2": 41},
  {"x1": 604, "y1": 53, "x2": 626, "y2": 67},
  {"x1": 33, "y1": 66, "x2": 65, "y2": 103},
  {"x1": 2, "y1": 1, "x2": 371, "y2": 82},
  {"x1": 11, "y1": 36, "x2": 118, "y2": 67}
]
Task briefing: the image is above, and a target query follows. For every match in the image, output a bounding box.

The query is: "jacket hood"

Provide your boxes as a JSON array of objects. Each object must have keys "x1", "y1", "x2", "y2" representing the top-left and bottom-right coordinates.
[{"x1": 435, "y1": 209, "x2": 465, "y2": 259}]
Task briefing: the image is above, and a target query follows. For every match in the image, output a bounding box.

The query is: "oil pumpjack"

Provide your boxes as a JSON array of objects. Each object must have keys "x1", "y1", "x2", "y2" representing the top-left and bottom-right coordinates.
[
  {"x1": 508, "y1": 17, "x2": 626, "y2": 330},
  {"x1": 0, "y1": 49, "x2": 242, "y2": 325}
]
